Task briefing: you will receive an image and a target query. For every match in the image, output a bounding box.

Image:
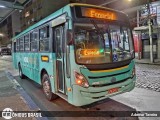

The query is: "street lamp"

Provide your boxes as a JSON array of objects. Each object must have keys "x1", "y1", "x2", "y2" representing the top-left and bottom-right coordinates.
[
  {"x1": 0, "y1": 5, "x2": 6, "y2": 8},
  {"x1": 0, "y1": 33, "x2": 4, "y2": 37},
  {"x1": 100, "y1": 0, "x2": 133, "y2": 6},
  {"x1": 0, "y1": 33, "x2": 4, "y2": 46}
]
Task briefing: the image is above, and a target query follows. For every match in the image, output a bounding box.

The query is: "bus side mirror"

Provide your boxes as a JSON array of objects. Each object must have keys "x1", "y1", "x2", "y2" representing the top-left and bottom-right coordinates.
[{"x1": 67, "y1": 29, "x2": 73, "y2": 45}]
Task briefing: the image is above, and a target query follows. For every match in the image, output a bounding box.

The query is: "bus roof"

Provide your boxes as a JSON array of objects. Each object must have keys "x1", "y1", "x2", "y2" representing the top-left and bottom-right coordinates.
[
  {"x1": 70, "y1": 3, "x2": 126, "y2": 15},
  {"x1": 12, "y1": 3, "x2": 127, "y2": 41}
]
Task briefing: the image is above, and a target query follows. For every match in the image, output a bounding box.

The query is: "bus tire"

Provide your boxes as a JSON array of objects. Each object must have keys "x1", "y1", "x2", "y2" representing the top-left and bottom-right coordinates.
[
  {"x1": 18, "y1": 64, "x2": 25, "y2": 79},
  {"x1": 42, "y1": 73, "x2": 58, "y2": 101}
]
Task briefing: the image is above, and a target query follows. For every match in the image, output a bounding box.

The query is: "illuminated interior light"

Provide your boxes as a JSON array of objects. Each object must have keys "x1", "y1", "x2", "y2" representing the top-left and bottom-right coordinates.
[
  {"x1": 25, "y1": 11, "x2": 30, "y2": 17},
  {"x1": 99, "y1": 49, "x2": 104, "y2": 53}
]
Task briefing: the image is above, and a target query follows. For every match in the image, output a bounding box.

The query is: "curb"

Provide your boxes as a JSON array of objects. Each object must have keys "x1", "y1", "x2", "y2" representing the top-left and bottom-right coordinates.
[
  {"x1": 135, "y1": 62, "x2": 160, "y2": 66},
  {"x1": 5, "y1": 71, "x2": 48, "y2": 120}
]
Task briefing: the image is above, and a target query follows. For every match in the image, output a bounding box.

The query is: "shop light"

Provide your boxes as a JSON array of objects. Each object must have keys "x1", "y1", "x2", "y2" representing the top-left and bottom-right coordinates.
[
  {"x1": 0, "y1": 33, "x2": 4, "y2": 37},
  {"x1": 0, "y1": 5, "x2": 6, "y2": 8}
]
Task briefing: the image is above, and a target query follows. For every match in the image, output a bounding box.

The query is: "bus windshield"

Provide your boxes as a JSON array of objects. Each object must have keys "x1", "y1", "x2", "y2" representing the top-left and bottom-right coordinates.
[{"x1": 74, "y1": 21, "x2": 134, "y2": 64}]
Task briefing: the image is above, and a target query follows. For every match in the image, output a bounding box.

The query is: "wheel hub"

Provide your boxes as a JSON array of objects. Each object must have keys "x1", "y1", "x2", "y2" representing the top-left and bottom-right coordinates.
[{"x1": 43, "y1": 80, "x2": 50, "y2": 96}]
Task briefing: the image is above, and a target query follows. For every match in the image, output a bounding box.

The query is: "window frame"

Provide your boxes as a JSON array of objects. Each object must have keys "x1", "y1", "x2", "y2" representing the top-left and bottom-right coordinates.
[
  {"x1": 39, "y1": 25, "x2": 50, "y2": 52},
  {"x1": 19, "y1": 37, "x2": 24, "y2": 52},
  {"x1": 16, "y1": 38, "x2": 19, "y2": 52},
  {"x1": 30, "y1": 29, "x2": 39, "y2": 52},
  {"x1": 24, "y1": 34, "x2": 30, "y2": 51},
  {"x1": 73, "y1": 20, "x2": 134, "y2": 65}
]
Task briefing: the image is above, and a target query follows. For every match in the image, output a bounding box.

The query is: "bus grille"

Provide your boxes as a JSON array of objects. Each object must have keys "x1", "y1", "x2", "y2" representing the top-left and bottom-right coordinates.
[
  {"x1": 88, "y1": 70, "x2": 130, "y2": 79},
  {"x1": 91, "y1": 77, "x2": 130, "y2": 87}
]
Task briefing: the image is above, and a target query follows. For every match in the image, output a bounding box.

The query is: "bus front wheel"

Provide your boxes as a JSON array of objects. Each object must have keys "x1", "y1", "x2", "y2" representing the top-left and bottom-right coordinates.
[
  {"x1": 42, "y1": 73, "x2": 58, "y2": 101},
  {"x1": 18, "y1": 64, "x2": 25, "y2": 79}
]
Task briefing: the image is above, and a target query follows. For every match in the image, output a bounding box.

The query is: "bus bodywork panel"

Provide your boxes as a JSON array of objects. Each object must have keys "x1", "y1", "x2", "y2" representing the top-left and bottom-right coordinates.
[
  {"x1": 14, "y1": 52, "x2": 60, "y2": 94},
  {"x1": 70, "y1": 60, "x2": 136, "y2": 106},
  {"x1": 80, "y1": 62, "x2": 134, "y2": 86},
  {"x1": 72, "y1": 76, "x2": 135, "y2": 106},
  {"x1": 15, "y1": 52, "x2": 42, "y2": 84},
  {"x1": 12, "y1": 4, "x2": 72, "y2": 87}
]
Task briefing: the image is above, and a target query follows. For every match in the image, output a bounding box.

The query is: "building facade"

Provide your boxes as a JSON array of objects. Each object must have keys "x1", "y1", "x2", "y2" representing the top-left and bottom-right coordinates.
[
  {"x1": 0, "y1": 0, "x2": 86, "y2": 46},
  {"x1": 20, "y1": 0, "x2": 86, "y2": 31},
  {"x1": 0, "y1": 16, "x2": 12, "y2": 46},
  {"x1": 0, "y1": 10, "x2": 21, "y2": 46},
  {"x1": 133, "y1": 1, "x2": 160, "y2": 61}
]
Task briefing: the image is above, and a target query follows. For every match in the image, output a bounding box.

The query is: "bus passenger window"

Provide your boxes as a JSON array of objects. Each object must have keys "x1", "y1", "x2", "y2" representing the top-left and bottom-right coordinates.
[
  {"x1": 39, "y1": 26, "x2": 49, "y2": 51},
  {"x1": 19, "y1": 37, "x2": 24, "y2": 51},
  {"x1": 110, "y1": 25, "x2": 132, "y2": 61},
  {"x1": 16, "y1": 39, "x2": 19, "y2": 52},
  {"x1": 30, "y1": 30, "x2": 38, "y2": 52},
  {"x1": 55, "y1": 29, "x2": 62, "y2": 58},
  {"x1": 24, "y1": 34, "x2": 30, "y2": 51}
]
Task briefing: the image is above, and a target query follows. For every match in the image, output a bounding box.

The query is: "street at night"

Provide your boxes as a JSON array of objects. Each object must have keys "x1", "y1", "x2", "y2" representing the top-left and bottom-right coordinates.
[
  {"x1": 0, "y1": 56, "x2": 160, "y2": 120},
  {"x1": 1, "y1": 0, "x2": 160, "y2": 120}
]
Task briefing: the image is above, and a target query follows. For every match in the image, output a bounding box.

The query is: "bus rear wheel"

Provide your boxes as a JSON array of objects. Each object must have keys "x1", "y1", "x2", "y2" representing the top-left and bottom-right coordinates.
[
  {"x1": 18, "y1": 64, "x2": 25, "y2": 79},
  {"x1": 42, "y1": 73, "x2": 58, "y2": 101}
]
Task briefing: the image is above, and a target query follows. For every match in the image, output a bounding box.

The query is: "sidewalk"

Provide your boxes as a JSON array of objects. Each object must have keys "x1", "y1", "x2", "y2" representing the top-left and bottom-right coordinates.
[
  {"x1": 0, "y1": 55, "x2": 12, "y2": 62},
  {"x1": 0, "y1": 71, "x2": 36, "y2": 120},
  {"x1": 0, "y1": 57, "x2": 41, "y2": 120},
  {"x1": 135, "y1": 58, "x2": 160, "y2": 65}
]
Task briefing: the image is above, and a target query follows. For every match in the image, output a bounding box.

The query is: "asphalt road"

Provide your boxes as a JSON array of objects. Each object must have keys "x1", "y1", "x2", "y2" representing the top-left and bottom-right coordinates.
[
  {"x1": 14, "y1": 76, "x2": 138, "y2": 120},
  {"x1": 1, "y1": 56, "x2": 160, "y2": 120}
]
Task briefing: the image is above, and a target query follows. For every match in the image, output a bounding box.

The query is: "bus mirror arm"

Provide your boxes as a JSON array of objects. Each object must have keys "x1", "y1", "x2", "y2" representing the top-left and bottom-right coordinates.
[
  {"x1": 131, "y1": 50, "x2": 135, "y2": 59},
  {"x1": 67, "y1": 29, "x2": 73, "y2": 45},
  {"x1": 67, "y1": 45, "x2": 70, "y2": 53}
]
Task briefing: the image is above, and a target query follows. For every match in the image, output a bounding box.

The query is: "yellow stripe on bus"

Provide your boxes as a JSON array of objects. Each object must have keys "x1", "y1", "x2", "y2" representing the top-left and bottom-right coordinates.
[{"x1": 91, "y1": 65, "x2": 128, "y2": 73}]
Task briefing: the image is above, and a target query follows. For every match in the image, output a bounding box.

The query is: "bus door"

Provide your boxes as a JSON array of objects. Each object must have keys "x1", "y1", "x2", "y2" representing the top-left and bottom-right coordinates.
[{"x1": 54, "y1": 25, "x2": 66, "y2": 94}]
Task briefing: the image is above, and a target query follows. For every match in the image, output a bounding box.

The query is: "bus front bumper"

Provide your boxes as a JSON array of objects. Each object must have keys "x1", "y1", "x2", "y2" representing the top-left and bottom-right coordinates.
[{"x1": 71, "y1": 76, "x2": 136, "y2": 106}]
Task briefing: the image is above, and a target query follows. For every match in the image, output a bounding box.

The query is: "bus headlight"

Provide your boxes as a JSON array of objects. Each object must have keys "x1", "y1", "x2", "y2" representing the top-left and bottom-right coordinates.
[
  {"x1": 74, "y1": 71, "x2": 89, "y2": 88},
  {"x1": 131, "y1": 67, "x2": 136, "y2": 78}
]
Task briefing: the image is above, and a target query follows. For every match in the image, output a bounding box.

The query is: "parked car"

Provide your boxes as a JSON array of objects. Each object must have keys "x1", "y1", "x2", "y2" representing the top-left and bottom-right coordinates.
[{"x1": 0, "y1": 47, "x2": 11, "y2": 55}]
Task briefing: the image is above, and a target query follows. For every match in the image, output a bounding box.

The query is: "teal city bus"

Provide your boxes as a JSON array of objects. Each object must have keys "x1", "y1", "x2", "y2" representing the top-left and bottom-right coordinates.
[{"x1": 12, "y1": 3, "x2": 136, "y2": 106}]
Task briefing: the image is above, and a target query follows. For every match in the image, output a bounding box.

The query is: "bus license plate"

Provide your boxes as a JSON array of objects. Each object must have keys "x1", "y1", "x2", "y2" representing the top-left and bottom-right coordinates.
[{"x1": 108, "y1": 88, "x2": 119, "y2": 94}]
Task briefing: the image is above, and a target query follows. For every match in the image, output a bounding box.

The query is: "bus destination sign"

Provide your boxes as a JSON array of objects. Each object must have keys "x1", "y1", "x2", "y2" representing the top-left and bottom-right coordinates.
[{"x1": 81, "y1": 7, "x2": 117, "y2": 20}]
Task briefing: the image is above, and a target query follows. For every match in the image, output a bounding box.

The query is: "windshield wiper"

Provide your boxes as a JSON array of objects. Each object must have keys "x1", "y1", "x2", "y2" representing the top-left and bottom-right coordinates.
[{"x1": 90, "y1": 19, "x2": 105, "y2": 42}]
